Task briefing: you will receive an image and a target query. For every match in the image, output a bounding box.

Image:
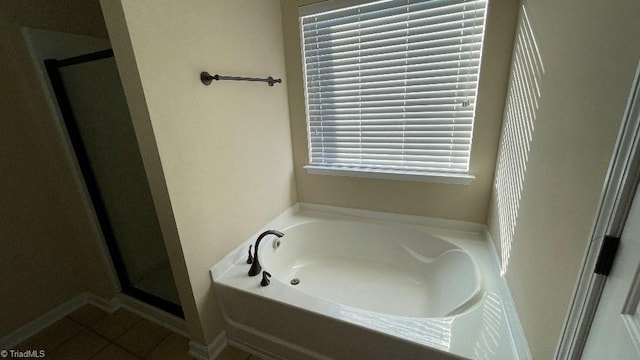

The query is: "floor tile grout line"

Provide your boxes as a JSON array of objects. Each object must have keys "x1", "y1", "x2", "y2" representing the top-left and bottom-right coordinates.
[
  {"x1": 86, "y1": 316, "x2": 146, "y2": 359},
  {"x1": 110, "y1": 341, "x2": 145, "y2": 359},
  {"x1": 65, "y1": 314, "x2": 91, "y2": 329},
  {"x1": 86, "y1": 340, "x2": 111, "y2": 360},
  {"x1": 140, "y1": 330, "x2": 172, "y2": 359},
  {"x1": 22, "y1": 307, "x2": 192, "y2": 360},
  {"x1": 62, "y1": 309, "x2": 146, "y2": 359},
  {"x1": 110, "y1": 316, "x2": 144, "y2": 342},
  {"x1": 84, "y1": 315, "x2": 142, "y2": 344},
  {"x1": 100, "y1": 340, "x2": 142, "y2": 359},
  {"x1": 53, "y1": 322, "x2": 112, "y2": 359},
  {"x1": 42, "y1": 316, "x2": 92, "y2": 354},
  {"x1": 89, "y1": 342, "x2": 143, "y2": 360},
  {"x1": 83, "y1": 314, "x2": 144, "y2": 360}
]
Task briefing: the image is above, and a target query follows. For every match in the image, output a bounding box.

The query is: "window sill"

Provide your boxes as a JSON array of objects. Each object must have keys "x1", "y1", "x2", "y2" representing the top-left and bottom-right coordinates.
[{"x1": 304, "y1": 165, "x2": 475, "y2": 185}]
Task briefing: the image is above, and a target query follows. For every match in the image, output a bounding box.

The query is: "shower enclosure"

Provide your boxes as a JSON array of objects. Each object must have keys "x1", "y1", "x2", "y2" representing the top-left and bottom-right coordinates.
[{"x1": 45, "y1": 49, "x2": 182, "y2": 317}]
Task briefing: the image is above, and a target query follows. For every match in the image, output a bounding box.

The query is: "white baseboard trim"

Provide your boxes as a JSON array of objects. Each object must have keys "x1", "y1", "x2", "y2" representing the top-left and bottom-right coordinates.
[
  {"x1": 188, "y1": 331, "x2": 226, "y2": 360},
  {"x1": 116, "y1": 294, "x2": 188, "y2": 337},
  {"x1": 483, "y1": 227, "x2": 532, "y2": 360},
  {"x1": 0, "y1": 292, "x2": 188, "y2": 350},
  {"x1": 228, "y1": 338, "x2": 282, "y2": 360},
  {"x1": 85, "y1": 292, "x2": 121, "y2": 312},
  {"x1": 0, "y1": 293, "x2": 88, "y2": 349}
]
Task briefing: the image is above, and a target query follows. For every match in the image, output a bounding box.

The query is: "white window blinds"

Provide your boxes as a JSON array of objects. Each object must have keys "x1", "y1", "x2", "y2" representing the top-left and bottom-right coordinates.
[{"x1": 300, "y1": 0, "x2": 487, "y2": 181}]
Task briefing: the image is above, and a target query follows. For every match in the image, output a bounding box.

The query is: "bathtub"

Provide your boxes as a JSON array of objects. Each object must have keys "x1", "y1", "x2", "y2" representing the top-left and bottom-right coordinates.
[{"x1": 212, "y1": 204, "x2": 528, "y2": 360}]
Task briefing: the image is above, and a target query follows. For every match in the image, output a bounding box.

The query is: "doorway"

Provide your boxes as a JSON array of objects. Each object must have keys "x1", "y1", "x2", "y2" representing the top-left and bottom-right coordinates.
[
  {"x1": 45, "y1": 49, "x2": 183, "y2": 317},
  {"x1": 557, "y1": 61, "x2": 640, "y2": 359},
  {"x1": 580, "y1": 62, "x2": 640, "y2": 357},
  {"x1": 582, "y1": 181, "x2": 640, "y2": 358}
]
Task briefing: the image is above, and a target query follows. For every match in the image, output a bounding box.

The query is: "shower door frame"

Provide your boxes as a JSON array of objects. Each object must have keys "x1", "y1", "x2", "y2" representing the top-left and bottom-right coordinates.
[{"x1": 45, "y1": 49, "x2": 183, "y2": 318}]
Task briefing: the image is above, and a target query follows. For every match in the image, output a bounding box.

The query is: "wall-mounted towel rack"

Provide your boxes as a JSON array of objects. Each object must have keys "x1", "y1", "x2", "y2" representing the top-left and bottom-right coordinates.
[{"x1": 200, "y1": 72, "x2": 282, "y2": 87}]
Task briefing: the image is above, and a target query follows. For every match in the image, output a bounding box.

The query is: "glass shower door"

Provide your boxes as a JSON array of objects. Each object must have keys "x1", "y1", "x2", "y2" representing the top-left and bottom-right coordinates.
[{"x1": 46, "y1": 50, "x2": 182, "y2": 316}]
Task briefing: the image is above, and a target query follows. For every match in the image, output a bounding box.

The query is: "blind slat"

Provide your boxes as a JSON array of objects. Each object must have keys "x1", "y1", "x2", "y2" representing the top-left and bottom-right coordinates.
[
  {"x1": 308, "y1": 112, "x2": 475, "y2": 121},
  {"x1": 304, "y1": 4, "x2": 485, "y2": 36},
  {"x1": 308, "y1": 91, "x2": 477, "y2": 104},
  {"x1": 307, "y1": 65, "x2": 480, "y2": 83},
  {"x1": 309, "y1": 96, "x2": 475, "y2": 105},
  {"x1": 307, "y1": 74, "x2": 479, "y2": 89},
  {"x1": 306, "y1": 62, "x2": 480, "y2": 81},
  {"x1": 307, "y1": 83, "x2": 476, "y2": 97},
  {"x1": 310, "y1": 136, "x2": 473, "y2": 143},
  {"x1": 309, "y1": 120, "x2": 474, "y2": 127},
  {"x1": 304, "y1": 20, "x2": 485, "y2": 50},
  {"x1": 305, "y1": 43, "x2": 482, "y2": 67}
]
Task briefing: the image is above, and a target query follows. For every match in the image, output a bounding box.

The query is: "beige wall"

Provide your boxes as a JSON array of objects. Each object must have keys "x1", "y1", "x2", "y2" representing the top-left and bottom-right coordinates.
[
  {"x1": 0, "y1": 0, "x2": 118, "y2": 339},
  {"x1": 0, "y1": 0, "x2": 107, "y2": 38},
  {"x1": 281, "y1": 0, "x2": 519, "y2": 223},
  {"x1": 487, "y1": 0, "x2": 640, "y2": 358},
  {"x1": 101, "y1": 0, "x2": 297, "y2": 344}
]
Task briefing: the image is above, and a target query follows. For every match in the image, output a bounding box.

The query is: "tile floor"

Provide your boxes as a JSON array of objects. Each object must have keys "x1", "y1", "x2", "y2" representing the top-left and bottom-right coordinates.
[{"x1": 12, "y1": 305, "x2": 262, "y2": 360}]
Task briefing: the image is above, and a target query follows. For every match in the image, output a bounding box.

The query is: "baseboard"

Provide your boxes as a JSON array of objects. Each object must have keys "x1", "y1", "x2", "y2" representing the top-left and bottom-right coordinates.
[
  {"x1": 228, "y1": 338, "x2": 283, "y2": 360},
  {"x1": 85, "y1": 292, "x2": 121, "y2": 312},
  {"x1": 188, "y1": 331, "x2": 226, "y2": 360},
  {"x1": 0, "y1": 292, "x2": 188, "y2": 350},
  {"x1": 483, "y1": 227, "x2": 532, "y2": 360},
  {"x1": 0, "y1": 293, "x2": 88, "y2": 349},
  {"x1": 117, "y1": 293, "x2": 188, "y2": 337}
]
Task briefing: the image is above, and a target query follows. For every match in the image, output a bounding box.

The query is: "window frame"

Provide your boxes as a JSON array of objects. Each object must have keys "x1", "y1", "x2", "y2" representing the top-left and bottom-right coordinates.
[{"x1": 298, "y1": 0, "x2": 488, "y2": 185}]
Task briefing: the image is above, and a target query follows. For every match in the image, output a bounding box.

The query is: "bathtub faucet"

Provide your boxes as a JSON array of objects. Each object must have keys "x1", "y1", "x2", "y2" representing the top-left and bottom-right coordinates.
[{"x1": 248, "y1": 230, "x2": 284, "y2": 277}]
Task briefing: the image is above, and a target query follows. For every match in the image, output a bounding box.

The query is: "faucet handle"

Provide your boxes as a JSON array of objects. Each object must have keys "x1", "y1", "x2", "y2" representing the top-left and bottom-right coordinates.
[
  {"x1": 246, "y1": 245, "x2": 253, "y2": 264},
  {"x1": 261, "y1": 271, "x2": 271, "y2": 287}
]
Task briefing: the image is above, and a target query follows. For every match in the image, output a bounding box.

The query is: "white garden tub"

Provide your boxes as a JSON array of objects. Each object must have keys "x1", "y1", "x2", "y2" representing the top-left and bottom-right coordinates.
[
  {"x1": 212, "y1": 204, "x2": 527, "y2": 360},
  {"x1": 261, "y1": 220, "x2": 482, "y2": 319}
]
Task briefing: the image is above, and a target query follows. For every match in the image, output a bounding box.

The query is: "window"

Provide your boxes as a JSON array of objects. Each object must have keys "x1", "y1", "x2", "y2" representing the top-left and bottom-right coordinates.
[{"x1": 299, "y1": 0, "x2": 487, "y2": 184}]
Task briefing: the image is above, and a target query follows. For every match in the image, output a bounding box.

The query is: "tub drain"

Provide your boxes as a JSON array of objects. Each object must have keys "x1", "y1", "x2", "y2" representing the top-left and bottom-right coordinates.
[{"x1": 290, "y1": 278, "x2": 300, "y2": 285}]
